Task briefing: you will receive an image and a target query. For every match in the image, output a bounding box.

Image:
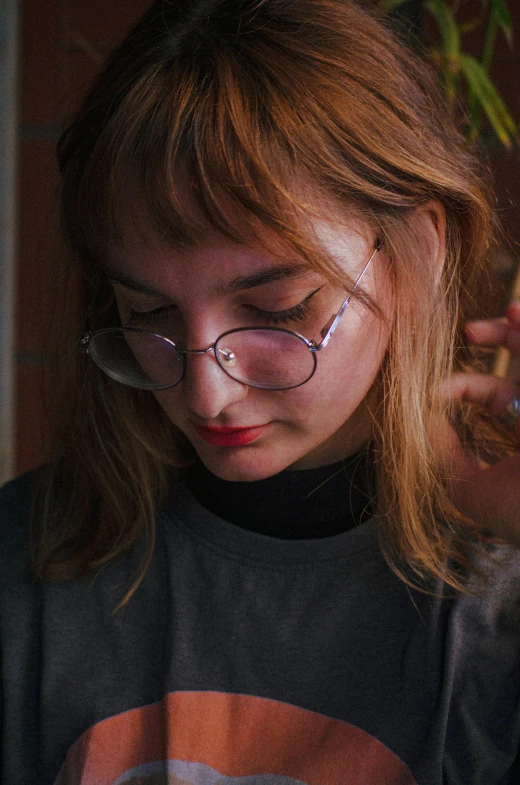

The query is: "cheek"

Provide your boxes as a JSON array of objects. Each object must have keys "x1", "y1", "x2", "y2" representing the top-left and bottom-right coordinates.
[
  {"x1": 152, "y1": 387, "x2": 184, "y2": 425},
  {"x1": 301, "y1": 316, "x2": 389, "y2": 410},
  {"x1": 264, "y1": 346, "x2": 384, "y2": 435}
]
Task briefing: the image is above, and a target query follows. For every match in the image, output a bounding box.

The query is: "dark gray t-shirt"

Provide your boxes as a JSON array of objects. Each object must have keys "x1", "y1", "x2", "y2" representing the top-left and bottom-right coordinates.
[{"x1": 1, "y1": 471, "x2": 520, "y2": 784}]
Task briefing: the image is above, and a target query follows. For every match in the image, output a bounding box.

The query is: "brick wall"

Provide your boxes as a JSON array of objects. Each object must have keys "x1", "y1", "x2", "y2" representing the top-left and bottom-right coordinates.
[
  {"x1": 16, "y1": 0, "x2": 151, "y2": 474},
  {"x1": 14, "y1": 0, "x2": 520, "y2": 475}
]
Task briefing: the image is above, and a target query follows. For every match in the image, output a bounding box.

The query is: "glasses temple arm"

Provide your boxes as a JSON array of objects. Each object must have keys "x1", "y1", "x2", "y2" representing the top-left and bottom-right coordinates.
[{"x1": 312, "y1": 241, "x2": 381, "y2": 352}]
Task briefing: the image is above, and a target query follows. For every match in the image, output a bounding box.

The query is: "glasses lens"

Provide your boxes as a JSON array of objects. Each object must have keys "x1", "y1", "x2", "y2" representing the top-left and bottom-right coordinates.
[
  {"x1": 88, "y1": 329, "x2": 184, "y2": 390},
  {"x1": 214, "y1": 329, "x2": 316, "y2": 390}
]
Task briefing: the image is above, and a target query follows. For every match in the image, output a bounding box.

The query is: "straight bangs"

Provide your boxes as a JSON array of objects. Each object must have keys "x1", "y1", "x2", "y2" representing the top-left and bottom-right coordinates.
[{"x1": 59, "y1": 41, "x2": 361, "y2": 287}]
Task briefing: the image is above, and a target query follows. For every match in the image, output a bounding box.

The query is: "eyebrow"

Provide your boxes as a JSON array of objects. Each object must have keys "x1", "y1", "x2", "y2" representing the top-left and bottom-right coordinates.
[{"x1": 102, "y1": 263, "x2": 310, "y2": 298}]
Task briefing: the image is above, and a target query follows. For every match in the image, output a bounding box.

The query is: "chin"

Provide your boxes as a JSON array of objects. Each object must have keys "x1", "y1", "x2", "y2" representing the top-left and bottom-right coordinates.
[{"x1": 194, "y1": 446, "x2": 297, "y2": 483}]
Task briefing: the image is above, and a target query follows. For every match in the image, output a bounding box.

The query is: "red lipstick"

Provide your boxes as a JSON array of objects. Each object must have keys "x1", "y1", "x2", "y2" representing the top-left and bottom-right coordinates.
[{"x1": 194, "y1": 424, "x2": 269, "y2": 446}]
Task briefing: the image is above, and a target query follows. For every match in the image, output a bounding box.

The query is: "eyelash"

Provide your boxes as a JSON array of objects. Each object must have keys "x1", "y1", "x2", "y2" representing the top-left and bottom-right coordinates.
[
  {"x1": 246, "y1": 295, "x2": 315, "y2": 326},
  {"x1": 125, "y1": 306, "x2": 175, "y2": 328},
  {"x1": 124, "y1": 287, "x2": 323, "y2": 329}
]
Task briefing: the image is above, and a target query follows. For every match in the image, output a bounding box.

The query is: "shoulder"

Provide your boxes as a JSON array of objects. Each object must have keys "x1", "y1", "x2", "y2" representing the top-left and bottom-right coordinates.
[
  {"x1": 0, "y1": 469, "x2": 38, "y2": 528},
  {"x1": 0, "y1": 469, "x2": 36, "y2": 507},
  {"x1": 441, "y1": 545, "x2": 520, "y2": 633},
  {"x1": 444, "y1": 547, "x2": 520, "y2": 700},
  {"x1": 463, "y1": 546, "x2": 520, "y2": 625},
  {"x1": 0, "y1": 470, "x2": 39, "y2": 585},
  {"x1": 441, "y1": 550, "x2": 520, "y2": 773},
  {"x1": 0, "y1": 470, "x2": 37, "y2": 526}
]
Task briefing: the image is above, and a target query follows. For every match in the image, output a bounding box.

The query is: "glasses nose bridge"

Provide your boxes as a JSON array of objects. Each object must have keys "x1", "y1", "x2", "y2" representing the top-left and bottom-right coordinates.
[
  {"x1": 180, "y1": 344, "x2": 215, "y2": 356},
  {"x1": 180, "y1": 341, "x2": 237, "y2": 370}
]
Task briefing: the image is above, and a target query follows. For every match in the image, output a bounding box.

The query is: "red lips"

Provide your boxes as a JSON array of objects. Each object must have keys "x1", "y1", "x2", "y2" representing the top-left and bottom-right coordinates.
[{"x1": 194, "y1": 424, "x2": 269, "y2": 446}]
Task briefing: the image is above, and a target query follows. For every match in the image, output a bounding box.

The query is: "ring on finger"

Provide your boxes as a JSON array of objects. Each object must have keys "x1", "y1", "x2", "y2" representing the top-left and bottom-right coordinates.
[{"x1": 501, "y1": 396, "x2": 520, "y2": 430}]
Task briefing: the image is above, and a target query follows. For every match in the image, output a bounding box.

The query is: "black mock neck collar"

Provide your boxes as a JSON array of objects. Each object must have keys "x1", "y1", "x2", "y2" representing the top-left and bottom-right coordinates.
[{"x1": 186, "y1": 450, "x2": 374, "y2": 539}]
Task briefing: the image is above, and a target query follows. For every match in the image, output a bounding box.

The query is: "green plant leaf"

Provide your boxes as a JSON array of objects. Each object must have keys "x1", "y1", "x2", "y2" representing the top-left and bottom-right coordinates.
[
  {"x1": 424, "y1": 0, "x2": 460, "y2": 60},
  {"x1": 459, "y1": 53, "x2": 518, "y2": 147},
  {"x1": 491, "y1": 0, "x2": 513, "y2": 46},
  {"x1": 459, "y1": 18, "x2": 483, "y2": 36},
  {"x1": 378, "y1": 0, "x2": 408, "y2": 11}
]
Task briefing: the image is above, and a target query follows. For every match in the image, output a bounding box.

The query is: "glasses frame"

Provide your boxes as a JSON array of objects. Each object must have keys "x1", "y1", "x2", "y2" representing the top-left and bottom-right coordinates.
[{"x1": 79, "y1": 240, "x2": 381, "y2": 391}]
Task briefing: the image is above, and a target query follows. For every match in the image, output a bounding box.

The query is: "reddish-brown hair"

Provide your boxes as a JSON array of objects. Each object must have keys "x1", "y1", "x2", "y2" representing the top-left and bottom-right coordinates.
[{"x1": 33, "y1": 0, "x2": 508, "y2": 605}]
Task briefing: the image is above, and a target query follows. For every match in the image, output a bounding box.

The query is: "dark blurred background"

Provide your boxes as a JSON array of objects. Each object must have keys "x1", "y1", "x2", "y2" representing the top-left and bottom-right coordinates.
[{"x1": 0, "y1": 0, "x2": 519, "y2": 481}]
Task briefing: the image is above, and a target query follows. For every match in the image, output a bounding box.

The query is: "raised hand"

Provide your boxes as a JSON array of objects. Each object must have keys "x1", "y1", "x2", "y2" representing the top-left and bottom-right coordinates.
[{"x1": 440, "y1": 302, "x2": 520, "y2": 546}]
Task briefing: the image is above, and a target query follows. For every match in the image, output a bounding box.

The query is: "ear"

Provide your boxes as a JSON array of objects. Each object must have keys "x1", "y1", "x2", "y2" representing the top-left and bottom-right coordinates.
[{"x1": 411, "y1": 201, "x2": 446, "y2": 287}]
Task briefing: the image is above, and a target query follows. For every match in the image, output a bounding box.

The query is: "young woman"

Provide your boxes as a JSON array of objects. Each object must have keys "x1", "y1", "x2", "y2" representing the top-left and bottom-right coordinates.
[{"x1": 2, "y1": 1, "x2": 520, "y2": 782}]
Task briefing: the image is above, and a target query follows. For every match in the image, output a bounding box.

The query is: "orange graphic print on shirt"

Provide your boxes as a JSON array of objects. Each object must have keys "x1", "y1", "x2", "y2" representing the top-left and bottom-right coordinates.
[{"x1": 54, "y1": 691, "x2": 418, "y2": 785}]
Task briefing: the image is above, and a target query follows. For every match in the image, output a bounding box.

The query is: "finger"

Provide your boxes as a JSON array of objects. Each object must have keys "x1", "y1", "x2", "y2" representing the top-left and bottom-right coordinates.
[
  {"x1": 506, "y1": 301, "x2": 520, "y2": 328},
  {"x1": 464, "y1": 317, "x2": 507, "y2": 347},
  {"x1": 441, "y1": 372, "x2": 518, "y2": 416},
  {"x1": 466, "y1": 309, "x2": 520, "y2": 353}
]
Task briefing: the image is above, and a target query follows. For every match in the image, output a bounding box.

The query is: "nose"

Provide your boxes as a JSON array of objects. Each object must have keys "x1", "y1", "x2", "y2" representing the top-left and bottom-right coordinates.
[{"x1": 181, "y1": 344, "x2": 248, "y2": 420}]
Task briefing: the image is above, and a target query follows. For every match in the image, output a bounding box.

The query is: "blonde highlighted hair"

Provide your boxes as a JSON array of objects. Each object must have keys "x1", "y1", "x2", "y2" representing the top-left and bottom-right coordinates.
[{"x1": 33, "y1": 0, "x2": 509, "y2": 604}]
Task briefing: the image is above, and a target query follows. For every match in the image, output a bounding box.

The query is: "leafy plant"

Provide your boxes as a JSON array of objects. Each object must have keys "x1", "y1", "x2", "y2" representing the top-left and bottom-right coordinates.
[{"x1": 379, "y1": 0, "x2": 518, "y2": 148}]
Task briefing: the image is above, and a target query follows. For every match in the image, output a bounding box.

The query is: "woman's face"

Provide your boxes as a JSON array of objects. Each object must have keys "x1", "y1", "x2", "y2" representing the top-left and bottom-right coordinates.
[{"x1": 107, "y1": 221, "x2": 393, "y2": 481}]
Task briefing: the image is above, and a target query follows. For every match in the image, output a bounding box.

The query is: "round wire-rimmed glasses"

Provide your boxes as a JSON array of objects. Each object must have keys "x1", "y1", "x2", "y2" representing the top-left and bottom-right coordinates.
[{"x1": 79, "y1": 241, "x2": 380, "y2": 391}]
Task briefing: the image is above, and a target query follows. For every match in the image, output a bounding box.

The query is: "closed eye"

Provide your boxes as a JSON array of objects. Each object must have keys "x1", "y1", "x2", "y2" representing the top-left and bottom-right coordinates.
[
  {"x1": 123, "y1": 286, "x2": 325, "y2": 330},
  {"x1": 244, "y1": 286, "x2": 324, "y2": 327},
  {"x1": 124, "y1": 304, "x2": 177, "y2": 328}
]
